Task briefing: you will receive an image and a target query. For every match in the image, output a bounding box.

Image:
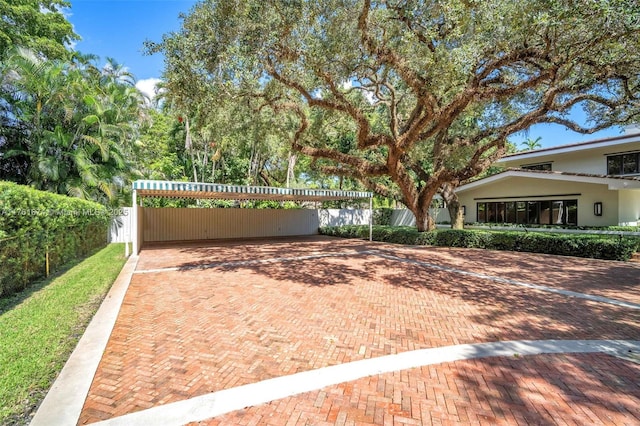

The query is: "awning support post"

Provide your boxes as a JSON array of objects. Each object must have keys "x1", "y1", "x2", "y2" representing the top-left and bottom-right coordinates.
[
  {"x1": 132, "y1": 189, "x2": 138, "y2": 255},
  {"x1": 369, "y1": 196, "x2": 373, "y2": 242}
]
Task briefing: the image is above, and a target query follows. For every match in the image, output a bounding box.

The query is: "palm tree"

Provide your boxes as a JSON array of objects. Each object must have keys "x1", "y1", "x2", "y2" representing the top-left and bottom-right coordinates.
[
  {"x1": 520, "y1": 137, "x2": 542, "y2": 151},
  {"x1": 0, "y1": 48, "x2": 147, "y2": 205}
]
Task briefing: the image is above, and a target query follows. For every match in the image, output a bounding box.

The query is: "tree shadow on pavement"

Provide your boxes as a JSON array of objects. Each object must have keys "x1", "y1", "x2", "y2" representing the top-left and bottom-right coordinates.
[{"x1": 373, "y1": 257, "x2": 639, "y2": 342}]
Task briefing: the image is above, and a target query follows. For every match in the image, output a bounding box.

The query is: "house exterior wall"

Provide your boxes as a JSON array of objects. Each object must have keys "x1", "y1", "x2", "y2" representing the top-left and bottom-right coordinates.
[
  {"x1": 456, "y1": 177, "x2": 619, "y2": 226},
  {"x1": 500, "y1": 139, "x2": 640, "y2": 175},
  {"x1": 618, "y1": 190, "x2": 640, "y2": 226},
  {"x1": 501, "y1": 149, "x2": 604, "y2": 174}
]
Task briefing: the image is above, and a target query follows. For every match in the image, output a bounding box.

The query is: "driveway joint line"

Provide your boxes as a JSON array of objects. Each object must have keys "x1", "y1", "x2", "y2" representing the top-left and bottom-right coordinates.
[
  {"x1": 368, "y1": 250, "x2": 640, "y2": 310},
  {"x1": 133, "y1": 250, "x2": 368, "y2": 274},
  {"x1": 93, "y1": 339, "x2": 640, "y2": 426}
]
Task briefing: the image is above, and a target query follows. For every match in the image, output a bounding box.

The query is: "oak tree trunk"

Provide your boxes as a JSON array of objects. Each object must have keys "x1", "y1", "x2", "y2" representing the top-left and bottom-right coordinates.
[
  {"x1": 447, "y1": 201, "x2": 464, "y2": 229},
  {"x1": 440, "y1": 183, "x2": 464, "y2": 229},
  {"x1": 414, "y1": 205, "x2": 435, "y2": 232}
]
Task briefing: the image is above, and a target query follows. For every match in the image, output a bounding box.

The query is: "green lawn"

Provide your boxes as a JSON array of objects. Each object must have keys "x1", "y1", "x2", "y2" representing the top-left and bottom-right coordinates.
[{"x1": 0, "y1": 244, "x2": 127, "y2": 424}]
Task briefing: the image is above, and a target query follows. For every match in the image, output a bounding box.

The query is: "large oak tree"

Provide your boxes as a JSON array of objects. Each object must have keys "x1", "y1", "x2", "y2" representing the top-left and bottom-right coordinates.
[{"x1": 152, "y1": 0, "x2": 640, "y2": 230}]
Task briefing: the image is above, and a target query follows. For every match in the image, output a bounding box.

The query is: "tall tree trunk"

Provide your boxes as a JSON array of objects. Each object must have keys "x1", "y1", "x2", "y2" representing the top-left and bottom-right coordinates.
[
  {"x1": 202, "y1": 142, "x2": 209, "y2": 170},
  {"x1": 184, "y1": 119, "x2": 198, "y2": 182},
  {"x1": 259, "y1": 169, "x2": 272, "y2": 186},
  {"x1": 440, "y1": 183, "x2": 464, "y2": 229},
  {"x1": 286, "y1": 153, "x2": 296, "y2": 188},
  {"x1": 397, "y1": 173, "x2": 439, "y2": 232},
  {"x1": 211, "y1": 148, "x2": 221, "y2": 182},
  {"x1": 413, "y1": 204, "x2": 435, "y2": 232},
  {"x1": 447, "y1": 201, "x2": 464, "y2": 229}
]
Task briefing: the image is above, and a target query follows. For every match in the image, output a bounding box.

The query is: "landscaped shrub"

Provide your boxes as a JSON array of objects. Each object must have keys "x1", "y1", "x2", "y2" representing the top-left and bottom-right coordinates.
[
  {"x1": 319, "y1": 225, "x2": 640, "y2": 261},
  {"x1": 0, "y1": 181, "x2": 110, "y2": 297},
  {"x1": 414, "y1": 231, "x2": 437, "y2": 246},
  {"x1": 383, "y1": 227, "x2": 421, "y2": 245},
  {"x1": 373, "y1": 208, "x2": 393, "y2": 226},
  {"x1": 320, "y1": 225, "x2": 364, "y2": 238},
  {"x1": 434, "y1": 229, "x2": 492, "y2": 248}
]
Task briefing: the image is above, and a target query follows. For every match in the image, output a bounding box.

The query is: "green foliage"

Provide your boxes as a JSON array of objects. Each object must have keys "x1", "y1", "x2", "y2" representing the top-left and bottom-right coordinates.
[
  {"x1": 606, "y1": 225, "x2": 640, "y2": 232},
  {"x1": 434, "y1": 229, "x2": 492, "y2": 248},
  {"x1": 319, "y1": 226, "x2": 640, "y2": 261},
  {"x1": 0, "y1": 0, "x2": 79, "y2": 60},
  {"x1": 373, "y1": 208, "x2": 393, "y2": 226},
  {"x1": 0, "y1": 244, "x2": 126, "y2": 423},
  {"x1": 0, "y1": 50, "x2": 146, "y2": 205},
  {"x1": 519, "y1": 137, "x2": 543, "y2": 151},
  {"x1": 136, "y1": 110, "x2": 187, "y2": 180},
  {"x1": 153, "y1": 0, "x2": 640, "y2": 232},
  {"x1": 320, "y1": 224, "x2": 369, "y2": 239},
  {"x1": 469, "y1": 222, "x2": 640, "y2": 232},
  {"x1": 0, "y1": 182, "x2": 110, "y2": 297}
]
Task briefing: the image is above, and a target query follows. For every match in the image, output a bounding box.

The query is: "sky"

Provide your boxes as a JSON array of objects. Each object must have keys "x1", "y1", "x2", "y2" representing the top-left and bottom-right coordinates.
[
  {"x1": 66, "y1": 0, "x2": 198, "y2": 99},
  {"x1": 64, "y1": 0, "x2": 625, "y2": 150}
]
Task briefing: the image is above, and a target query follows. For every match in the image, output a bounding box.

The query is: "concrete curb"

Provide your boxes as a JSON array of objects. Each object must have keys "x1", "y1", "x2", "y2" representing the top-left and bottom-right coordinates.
[{"x1": 30, "y1": 254, "x2": 139, "y2": 426}]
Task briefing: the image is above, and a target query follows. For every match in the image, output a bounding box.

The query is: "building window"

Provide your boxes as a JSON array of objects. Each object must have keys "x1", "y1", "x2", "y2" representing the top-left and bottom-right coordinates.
[
  {"x1": 477, "y1": 199, "x2": 578, "y2": 225},
  {"x1": 539, "y1": 201, "x2": 551, "y2": 224},
  {"x1": 607, "y1": 152, "x2": 640, "y2": 175},
  {"x1": 522, "y1": 162, "x2": 552, "y2": 171},
  {"x1": 505, "y1": 202, "x2": 517, "y2": 223},
  {"x1": 516, "y1": 201, "x2": 527, "y2": 223},
  {"x1": 477, "y1": 202, "x2": 486, "y2": 222}
]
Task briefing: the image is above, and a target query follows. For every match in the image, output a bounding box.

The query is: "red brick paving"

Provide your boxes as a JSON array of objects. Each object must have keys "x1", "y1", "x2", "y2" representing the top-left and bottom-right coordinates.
[
  {"x1": 199, "y1": 353, "x2": 640, "y2": 426},
  {"x1": 78, "y1": 237, "x2": 640, "y2": 425},
  {"x1": 380, "y1": 245, "x2": 640, "y2": 305}
]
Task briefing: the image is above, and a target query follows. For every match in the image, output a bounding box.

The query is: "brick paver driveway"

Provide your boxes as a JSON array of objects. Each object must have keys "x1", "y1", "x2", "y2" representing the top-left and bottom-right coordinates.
[{"x1": 78, "y1": 236, "x2": 639, "y2": 425}]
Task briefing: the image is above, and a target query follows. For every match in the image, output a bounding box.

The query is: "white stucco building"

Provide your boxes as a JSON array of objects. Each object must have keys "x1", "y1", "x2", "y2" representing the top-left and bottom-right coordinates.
[{"x1": 455, "y1": 126, "x2": 640, "y2": 227}]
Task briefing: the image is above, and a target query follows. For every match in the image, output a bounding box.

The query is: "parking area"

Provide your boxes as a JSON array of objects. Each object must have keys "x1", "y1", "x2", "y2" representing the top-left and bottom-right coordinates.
[{"x1": 71, "y1": 236, "x2": 638, "y2": 425}]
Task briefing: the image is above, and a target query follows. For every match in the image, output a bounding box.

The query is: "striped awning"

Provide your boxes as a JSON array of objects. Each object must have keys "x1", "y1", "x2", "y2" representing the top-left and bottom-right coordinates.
[{"x1": 132, "y1": 180, "x2": 372, "y2": 201}]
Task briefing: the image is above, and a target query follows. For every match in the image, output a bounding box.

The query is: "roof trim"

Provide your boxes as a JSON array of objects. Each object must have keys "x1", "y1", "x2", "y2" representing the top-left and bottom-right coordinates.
[
  {"x1": 457, "y1": 169, "x2": 640, "y2": 193},
  {"x1": 499, "y1": 131, "x2": 640, "y2": 163},
  {"x1": 132, "y1": 180, "x2": 372, "y2": 202}
]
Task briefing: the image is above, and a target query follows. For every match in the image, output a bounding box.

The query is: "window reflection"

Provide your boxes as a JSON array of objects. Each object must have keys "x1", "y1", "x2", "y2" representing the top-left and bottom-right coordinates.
[
  {"x1": 607, "y1": 152, "x2": 640, "y2": 175},
  {"x1": 477, "y1": 199, "x2": 578, "y2": 225}
]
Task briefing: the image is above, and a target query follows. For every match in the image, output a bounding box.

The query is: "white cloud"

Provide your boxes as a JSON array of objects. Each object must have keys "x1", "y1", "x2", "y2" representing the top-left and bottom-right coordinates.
[
  {"x1": 363, "y1": 89, "x2": 377, "y2": 105},
  {"x1": 136, "y1": 78, "x2": 163, "y2": 103},
  {"x1": 55, "y1": 5, "x2": 79, "y2": 50}
]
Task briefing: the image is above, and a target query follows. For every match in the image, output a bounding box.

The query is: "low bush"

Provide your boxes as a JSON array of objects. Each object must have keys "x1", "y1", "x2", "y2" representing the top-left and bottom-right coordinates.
[
  {"x1": 319, "y1": 225, "x2": 640, "y2": 261},
  {"x1": 0, "y1": 182, "x2": 110, "y2": 297},
  {"x1": 373, "y1": 208, "x2": 393, "y2": 226},
  {"x1": 468, "y1": 222, "x2": 640, "y2": 232}
]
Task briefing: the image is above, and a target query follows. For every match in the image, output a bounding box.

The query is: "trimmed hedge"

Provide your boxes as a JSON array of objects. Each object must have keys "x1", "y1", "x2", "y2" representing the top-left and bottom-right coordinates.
[
  {"x1": 319, "y1": 225, "x2": 640, "y2": 261},
  {"x1": 0, "y1": 182, "x2": 110, "y2": 297},
  {"x1": 372, "y1": 208, "x2": 393, "y2": 226}
]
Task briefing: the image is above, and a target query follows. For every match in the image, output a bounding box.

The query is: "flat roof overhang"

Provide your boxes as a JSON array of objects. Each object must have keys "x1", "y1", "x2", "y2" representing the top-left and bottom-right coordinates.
[
  {"x1": 457, "y1": 170, "x2": 640, "y2": 193},
  {"x1": 132, "y1": 180, "x2": 373, "y2": 202},
  {"x1": 498, "y1": 131, "x2": 640, "y2": 163}
]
